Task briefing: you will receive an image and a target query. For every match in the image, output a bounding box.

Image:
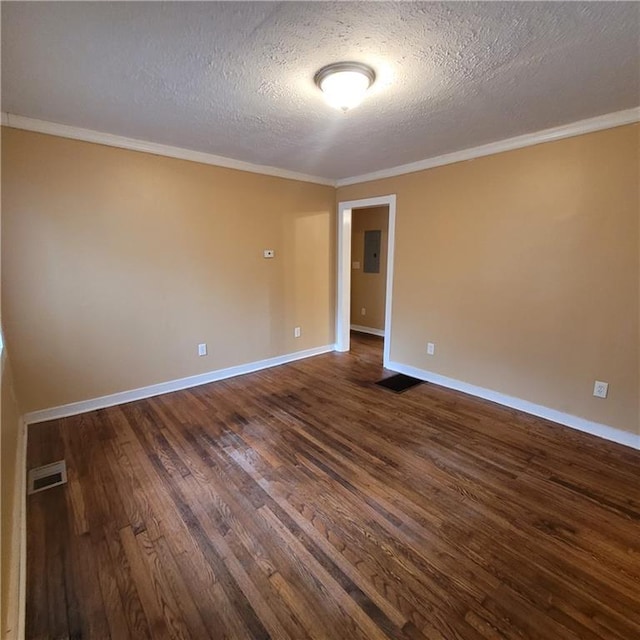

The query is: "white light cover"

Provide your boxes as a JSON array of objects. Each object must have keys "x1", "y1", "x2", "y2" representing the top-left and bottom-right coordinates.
[{"x1": 319, "y1": 70, "x2": 373, "y2": 111}]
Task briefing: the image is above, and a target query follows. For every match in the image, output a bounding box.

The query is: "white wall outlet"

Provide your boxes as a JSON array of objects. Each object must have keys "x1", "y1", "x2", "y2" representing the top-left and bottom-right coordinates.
[
  {"x1": 263, "y1": 249, "x2": 275, "y2": 258},
  {"x1": 427, "y1": 342, "x2": 435, "y2": 356},
  {"x1": 294, "y1": 327, "x2": 301, "y2": 338},
  {"x1": 352, "y1": 261, "x2": 360, "y2": 269},
  {"x1": 198, "y1": 343, "x2": 207, "y2": 356},
  {"x1": 593, "y1": 380, "x2": 608, "y2": 398},
  {"x1": 361, "y1": 307, "x2": 366, "y2": 316}
]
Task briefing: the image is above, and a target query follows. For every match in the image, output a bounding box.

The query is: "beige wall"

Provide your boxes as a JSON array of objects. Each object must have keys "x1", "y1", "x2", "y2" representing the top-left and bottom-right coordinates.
[
  {"x1": 350, "y1": 207, "x2": 389, "y2": 331},
  {"x1": 2, "y1": 128, "x2": 25, "y2": 636},
  {"x1": 2, "y1": 124, "x2": 639, "y2": 436},
  {"x1": 2, "y1": 128, "x2": 336, "y2": 413},
  {"x1": 338, "y1": 125, "x2": 640, "y2": 435},
  {"x1": 1, "y1": 353, "x2": 22, "y2": 638}
]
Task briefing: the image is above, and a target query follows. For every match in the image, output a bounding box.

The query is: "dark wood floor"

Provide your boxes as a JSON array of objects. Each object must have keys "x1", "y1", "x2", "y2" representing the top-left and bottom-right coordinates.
[{"x1": 27, "y1": 333, "x2": 640, "y2": 639}]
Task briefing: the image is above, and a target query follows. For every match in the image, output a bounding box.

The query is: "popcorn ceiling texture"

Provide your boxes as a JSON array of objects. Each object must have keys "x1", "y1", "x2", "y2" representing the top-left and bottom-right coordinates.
[{"x1": 2, "y1": 1, "x2": 638, "y2": 180}]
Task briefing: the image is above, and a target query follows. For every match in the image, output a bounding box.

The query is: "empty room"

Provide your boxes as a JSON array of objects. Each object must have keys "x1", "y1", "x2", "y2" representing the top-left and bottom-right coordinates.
[{"x1": 1, "y1": 2, "x2": 639, "y2": 639}]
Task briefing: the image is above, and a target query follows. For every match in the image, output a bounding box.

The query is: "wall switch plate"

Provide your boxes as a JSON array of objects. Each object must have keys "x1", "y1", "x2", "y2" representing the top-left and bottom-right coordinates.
[
  {"x1": 198, "y1": 343, "x2": 207, "y2": 356},
  {"x1": 593, "y1": 380, "x2": 608, "y2": 398},
  {"x1": 263, "y1": 249, "x2": 275, "y2": 258},
  {"x1": 427, "y1": 342, "x2": 435, "y2": 355},
  {"x1": 361, "y1": 308, "x2": 366, "y2": 316},
  {"x1": 294, "y1": 327, "x2": 301, "y2": 338},
  {"x1": 352, "y1": 261, "x2": 360, "y2": 269}
]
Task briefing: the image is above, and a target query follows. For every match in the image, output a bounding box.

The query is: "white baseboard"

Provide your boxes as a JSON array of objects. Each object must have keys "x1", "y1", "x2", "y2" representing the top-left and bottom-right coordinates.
[
  {"x1": 4, "y1": 418, "x2": 27, "y2": 640},
  {"x1": 351, "y1": 324, "x2": 385, "y2": 338},
  {"x1": 24, "y1": 344, "x2": 335, "y2": 425},
  {"x1": 386, "y1": 360, "x2": 640, "y2": 451}
]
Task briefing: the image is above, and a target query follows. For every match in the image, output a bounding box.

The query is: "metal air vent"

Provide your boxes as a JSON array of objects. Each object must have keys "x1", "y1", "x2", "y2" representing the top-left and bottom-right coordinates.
[{"x1": 28, "y1": 460, "x2": 67, "y2": 495}]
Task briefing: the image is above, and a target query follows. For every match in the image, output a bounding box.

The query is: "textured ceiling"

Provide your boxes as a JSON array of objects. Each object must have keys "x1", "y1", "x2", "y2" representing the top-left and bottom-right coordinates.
[{"x1": 2, "y1": 2, "x2": 639, "y2": 180}]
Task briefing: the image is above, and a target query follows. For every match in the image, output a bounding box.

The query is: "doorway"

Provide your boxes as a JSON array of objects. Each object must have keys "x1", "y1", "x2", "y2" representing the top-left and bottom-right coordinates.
[{"x1": 336, "y1": 195, "x2": 396, "y2": 368}]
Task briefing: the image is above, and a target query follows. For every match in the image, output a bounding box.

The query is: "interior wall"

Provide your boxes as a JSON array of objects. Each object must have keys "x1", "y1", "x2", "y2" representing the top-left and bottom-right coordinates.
[
  {"x1": 3, "y1": 124, "x2": 639, "y2": 436},
  {"x1": 1, "y1": 130, "x2": 25, "y2": 637},
  {"x1": 338, "y1": 124, "x2": 639, "y2": 435},
  {"x1": 350, "y1": 206, "x2": 388, "y2": 332},
  {"x1": 1, "y1": 127, "x2": 336, "y2": 413}
]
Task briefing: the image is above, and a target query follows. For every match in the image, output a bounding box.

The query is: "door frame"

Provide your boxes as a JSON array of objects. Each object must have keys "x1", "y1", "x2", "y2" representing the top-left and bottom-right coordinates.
[{"x1": 336, "y1": 194, "x2": 397, "y2": 367}]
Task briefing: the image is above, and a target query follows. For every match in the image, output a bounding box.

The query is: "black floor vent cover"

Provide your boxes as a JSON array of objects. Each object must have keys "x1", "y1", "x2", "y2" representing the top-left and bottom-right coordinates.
[{"x1": 376, "y1": 374, "x2": 423, "y2": 393}]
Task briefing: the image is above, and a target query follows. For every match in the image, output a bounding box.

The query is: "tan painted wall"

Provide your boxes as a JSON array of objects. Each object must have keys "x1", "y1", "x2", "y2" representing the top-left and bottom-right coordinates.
[
  {"x1": 350, "y1": 207, "x2": 388, "y2": 331},
  {"x1": 2, "y1": 124, "x2": 639, "y2": 436},
  {"x1": 338, "y1": 124, "x2": 640, "y2": 435},
  {"x1": 1, "y1": 353, "x2": 22, "y2": 638},
  {"x1": 1, "y1": 128, "x2": 336, "y2": 413},
  {"x1": 2, "y1": 130, "x2": 25, "y2": 637}
]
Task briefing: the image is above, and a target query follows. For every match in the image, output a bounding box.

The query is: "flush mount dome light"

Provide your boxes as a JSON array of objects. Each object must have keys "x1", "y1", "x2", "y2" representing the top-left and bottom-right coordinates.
[{"x1": 314, "y1": 62, "x2": 376, "y2": 111}]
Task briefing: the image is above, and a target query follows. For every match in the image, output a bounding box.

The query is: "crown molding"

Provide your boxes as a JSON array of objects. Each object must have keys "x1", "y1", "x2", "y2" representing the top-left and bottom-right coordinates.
[
  {"x1": 3, "y1": 108, "x2": 638, "y2": 189},
  {"x1": 337, "y1": 107, "x2": 640, "y2": 187},
  {"x1": 0, "y1": 113, "x2": 336, "y2": 187}
]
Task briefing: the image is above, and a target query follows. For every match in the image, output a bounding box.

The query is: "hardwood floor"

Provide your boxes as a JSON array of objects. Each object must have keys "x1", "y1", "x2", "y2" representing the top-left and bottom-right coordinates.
[{"x1": 26, "y1": 333, "x2": 640, "y2": 639}]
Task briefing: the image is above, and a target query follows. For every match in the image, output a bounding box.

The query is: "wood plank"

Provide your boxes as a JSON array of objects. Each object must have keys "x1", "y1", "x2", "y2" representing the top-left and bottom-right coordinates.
[{"x1": 25, "y1": 333, "x2": 640, "y2": 639}]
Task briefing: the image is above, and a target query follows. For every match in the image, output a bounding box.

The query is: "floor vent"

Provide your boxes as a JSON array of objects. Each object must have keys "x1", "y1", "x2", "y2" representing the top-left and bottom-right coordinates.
[{"x1": 28, "y1": 460, "x2": 68, "y2": 495}]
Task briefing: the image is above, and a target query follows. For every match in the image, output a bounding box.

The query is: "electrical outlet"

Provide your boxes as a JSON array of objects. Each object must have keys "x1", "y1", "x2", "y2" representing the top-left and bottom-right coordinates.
[
  {"x1": 593, "y1": 380, "x2": 608, "y2": 399},
  {"x1": 294, "y1": 327, "x2": 301, "y2": 338},
  {"x1": 198, "y1": 343, "x2": 207, "y2": 356},
  {"x1": 427, "y1": 342, "x2": 435, "y2": 356},
  {"x1": 352, "y1": 261, "x2": 360, "y2": 269},
  {"x1": 361, "y1": 307, "x2": 366, "y2": 316}
]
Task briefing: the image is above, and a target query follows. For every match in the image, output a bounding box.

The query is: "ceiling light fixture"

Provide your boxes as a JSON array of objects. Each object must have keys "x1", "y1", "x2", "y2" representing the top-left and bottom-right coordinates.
[{"x1": 314, "y1": 62, "x2": 376, "y2": 112}]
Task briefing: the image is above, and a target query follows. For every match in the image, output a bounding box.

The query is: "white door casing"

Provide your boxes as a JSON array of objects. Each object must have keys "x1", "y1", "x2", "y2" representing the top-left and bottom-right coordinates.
[{"x1": 336, "y1": 194, "x2": 396, "y2": 368}]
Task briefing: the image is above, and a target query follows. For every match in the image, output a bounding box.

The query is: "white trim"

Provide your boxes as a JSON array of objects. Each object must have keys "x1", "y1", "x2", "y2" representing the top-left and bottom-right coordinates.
[
  {"x1": 336, "y1": 195, "x2": 396, "y2": 368},
  {"x1": 4, "y1": 418, "x2": 27, "y2": 640},
  {"x1": 23, "y1": 344, "x2": 334, "y2": 425},
  {"x1": 336, "y1": 203, "x2": 352, "y2": 353},
  {"x1": 351, "y1": 324, "x2": 385, "y2": 338},
  {"x1": 4, "y1": 109, "x2": 638, "y2": 189},
  {"x1": 1, "y1": 113, "x2": 334, "y2": 187},
  {"x1": 337, "y1": 108, "x2": 640, "y2": 187},
  {"x1": 386, "y1": 360, "x2": 640, "y2": 451}
]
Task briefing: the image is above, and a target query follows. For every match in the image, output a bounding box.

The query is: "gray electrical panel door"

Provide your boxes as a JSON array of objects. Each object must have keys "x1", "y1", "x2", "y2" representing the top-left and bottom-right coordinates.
[{"x1": 363, "y1": 230, "x2": 382, "y2": 273}]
